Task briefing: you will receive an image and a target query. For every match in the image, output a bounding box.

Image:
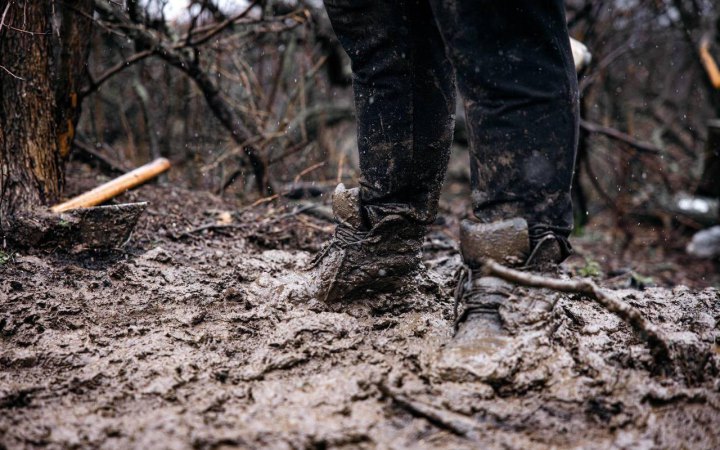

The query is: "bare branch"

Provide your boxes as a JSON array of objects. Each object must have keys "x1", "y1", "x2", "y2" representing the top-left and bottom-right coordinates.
[
  {"x1": 0, "y1": 3, "x2": 10, "y2": 33},
  {"x1": 80, "y1": 49, "x2": 153, "y2": 99},
  {"x1": 481, "y1": 259, "x2": 671, "y2": 368},
  {"x1": 0, "y1": 63, "x2": 23, "y2": 80},
  {"x1": 183, "y1": 0, "x2": 261, "y2": 47},
  {"x1": 377, "y1": 382, "x2": 476, "y2": 438},
  {"x1": 580, "y1": 120, "x2": 663, "y2": 155},
  {"x1": 92, "y1": 0, "x2": 273, "y2": 194}
]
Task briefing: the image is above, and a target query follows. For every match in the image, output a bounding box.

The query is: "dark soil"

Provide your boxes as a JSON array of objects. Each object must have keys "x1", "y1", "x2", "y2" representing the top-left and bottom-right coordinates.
[{"x1": 1, "y1": 169, "x2": 719, "y2": 449}]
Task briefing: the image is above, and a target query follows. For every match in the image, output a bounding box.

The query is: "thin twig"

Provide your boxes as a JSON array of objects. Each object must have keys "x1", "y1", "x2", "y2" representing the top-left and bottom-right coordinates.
[
  {"x1": 580, "y1": 120, "x2": 662, "y2": 155},
  {"x1": 180, "y1": 0, "x2": 261, "y2": 46},
  {"x1": 247, "y1": 193, "x2": 280, "y2": 208},
  {"x1": 82, "y1": 49, "x2": 153, "y2": 98},
  {"x1": 271, "y1": 204, "x2": 317, "y2": 222},
  {"x1": 268, "y1": 140, "x2": 309, "y2": 165},
  {"x1": 5, "y1": 25, "x2": 49, "y2": 35},
  {"x1": 0, "y1": 3, "x2": 11, "y2": 33},
  {"x1": 0, "y1": 64, "x2": 23, "y2": 80},
  {"x1": 377, "y1": 382, "x2": 476, "y2": 438},
  {"x1": 179, "y1": 8, "x2": 305, "y2": 49},
  {"x1": 293, "y1": 161, "x2": 325, "y2": 184},
  {"x1": 176, "y1": 222, "x2": 248, "y2": 239},
  {"x1": 177, "y1": 204, "x2": 317, "y2": 239},
  {"x1": 481, "y1": 259, "x2": 671, "y2": 367}
]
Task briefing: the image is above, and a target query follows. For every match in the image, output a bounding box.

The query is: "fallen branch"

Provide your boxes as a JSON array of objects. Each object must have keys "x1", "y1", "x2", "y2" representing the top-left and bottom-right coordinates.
[
  {"x1": 0, "y1": 63, "x2": 23, "y2": 80},
  {"x1": 0, "y1": 3, "x2": 10, "y2": 33},
  {"x1": 293, "y1": 161, "x2": 325, "y2": 184},
  {"x1": 481, "y1": 259, "x2": 671, "y2": 367},
  {"x1": 377, "y1": 382, "x2": 477, "y2": 438},
  {"x1": 175, "y1": 204, "x2": 317, "y2": 239},
  {"x1": 176, "y1": 222, "x2": 248, "y2": 239}
]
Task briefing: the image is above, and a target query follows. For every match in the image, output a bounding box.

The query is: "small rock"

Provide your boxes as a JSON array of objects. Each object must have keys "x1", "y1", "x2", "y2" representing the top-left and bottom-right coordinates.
[
  {"x1": 687, "y1": 226, "x2": 720, "y2": 259},
  {"x1": 142, "y1": 246, "x2": 173, "y2": 263}
]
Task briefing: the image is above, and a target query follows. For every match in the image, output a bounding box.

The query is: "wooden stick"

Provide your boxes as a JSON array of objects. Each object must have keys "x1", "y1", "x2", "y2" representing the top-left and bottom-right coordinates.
[
  {"x1": 377, "y1": 382, "x2": 476, "y2": 438},
  {"x1": 51, "y1": 158, "x2": 170, "y2": 213},
  {"x1": 700, "y1": 38, "x2": 720, "y2": 90}
]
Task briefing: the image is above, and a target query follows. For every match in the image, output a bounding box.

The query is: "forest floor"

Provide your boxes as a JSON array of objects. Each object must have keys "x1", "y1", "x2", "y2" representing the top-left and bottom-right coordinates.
[{"x1": 1, "y1": 165, "x2": 720, "y2": 449}]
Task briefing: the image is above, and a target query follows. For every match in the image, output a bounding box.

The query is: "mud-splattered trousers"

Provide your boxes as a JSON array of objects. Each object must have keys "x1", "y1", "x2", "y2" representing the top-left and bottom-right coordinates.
[{"x1": 323, "y1": 0, "x2": 580, "y2": 241}]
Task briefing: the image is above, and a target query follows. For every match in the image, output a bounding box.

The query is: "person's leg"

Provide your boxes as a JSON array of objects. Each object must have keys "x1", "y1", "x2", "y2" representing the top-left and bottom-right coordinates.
[
  {"x1": 430, "y1": 1, "x2": 579, "y2": 378},
  {"x1": 310, "y1": 0, "x2": 455, "y2": 302},
  {"x1": 323, "y1": 0, "x2": 456, "y2": 227},
  {"x1": 430, "y1": 0, "x2": 579, "y2": 246}
]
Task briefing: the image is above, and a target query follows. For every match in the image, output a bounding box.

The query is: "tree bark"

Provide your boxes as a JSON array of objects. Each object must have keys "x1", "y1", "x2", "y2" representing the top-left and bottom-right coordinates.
[
  {"x1": 0, "y1": 1, "x2": 61, "y2": 224},
  {"x1": 55, "y1": 0, "x2": 94, "y2": 160},
  {"x1": 0, "y1": 0, "x2": 93, "y2": 228}
]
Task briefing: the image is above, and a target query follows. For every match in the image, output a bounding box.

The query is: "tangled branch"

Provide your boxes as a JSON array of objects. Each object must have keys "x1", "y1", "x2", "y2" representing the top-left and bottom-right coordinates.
[{"x1": 88, "y1": 0, "x2": 309, "y2": 195}]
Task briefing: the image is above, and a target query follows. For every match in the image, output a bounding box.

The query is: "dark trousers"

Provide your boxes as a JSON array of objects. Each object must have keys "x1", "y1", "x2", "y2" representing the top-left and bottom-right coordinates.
[{"x1": 324, "y1": 0, "x2": 579, "y2": 239}]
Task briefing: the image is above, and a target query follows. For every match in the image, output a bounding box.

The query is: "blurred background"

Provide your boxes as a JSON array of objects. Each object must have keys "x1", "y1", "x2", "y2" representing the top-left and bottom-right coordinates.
[{"x1": 71, "y1": 0, "x2": 720, "y2": 285}]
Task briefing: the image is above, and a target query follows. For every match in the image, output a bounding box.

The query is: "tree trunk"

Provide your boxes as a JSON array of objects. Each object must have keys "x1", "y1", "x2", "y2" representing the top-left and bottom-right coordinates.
[
  {"x1": 55, "y1": 0, "x2": 94, "y2": 160},
  {"x1": 0, "y1": 0, "x2": 92, "y2": 228}
]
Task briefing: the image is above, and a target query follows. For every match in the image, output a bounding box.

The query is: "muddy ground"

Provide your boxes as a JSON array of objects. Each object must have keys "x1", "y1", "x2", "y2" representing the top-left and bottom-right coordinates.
[{"x1": 1, "y1": 171, "x2": 720, "y2": 449}]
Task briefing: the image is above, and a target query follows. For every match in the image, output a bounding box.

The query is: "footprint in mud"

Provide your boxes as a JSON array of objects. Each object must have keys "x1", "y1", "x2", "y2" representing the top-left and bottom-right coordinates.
[{"x1": 245, "y1": 249, "x2": 317, "y2": 302}]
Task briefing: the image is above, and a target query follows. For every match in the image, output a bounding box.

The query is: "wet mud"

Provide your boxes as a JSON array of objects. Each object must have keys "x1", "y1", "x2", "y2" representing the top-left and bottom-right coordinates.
[{"x1": 1, "y1": 184, "x2": 719, "y2": 449}]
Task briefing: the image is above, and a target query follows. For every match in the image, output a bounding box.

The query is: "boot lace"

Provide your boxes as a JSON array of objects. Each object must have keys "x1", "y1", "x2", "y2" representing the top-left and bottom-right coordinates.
[
  {"x1": 527, "y1": 224, "x2": 572, "y2": 266},
  {"x1": 306, "y1": 223, "x2": 370, "y2": 270},
  {"x1": 452, "y1": 264, "x2": 513, "y2": 332}
]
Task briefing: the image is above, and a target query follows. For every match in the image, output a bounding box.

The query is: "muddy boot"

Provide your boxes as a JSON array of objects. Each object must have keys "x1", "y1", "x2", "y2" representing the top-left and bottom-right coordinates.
[
  {"x1": 306, "y1": 184, "x2": 425, "y2": 302},
  {"x1": 436, "y1": 218, "x2": 567, "y2": 383}
]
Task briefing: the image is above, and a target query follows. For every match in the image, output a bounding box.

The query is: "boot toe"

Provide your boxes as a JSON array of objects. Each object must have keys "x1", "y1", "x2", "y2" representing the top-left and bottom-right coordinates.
[
  {"x1": 434, "y1": 314, "x2": 515, "y2": 383},
  {"x1": 434, "y1": 323, "x2": 552, "y2": 389}
]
